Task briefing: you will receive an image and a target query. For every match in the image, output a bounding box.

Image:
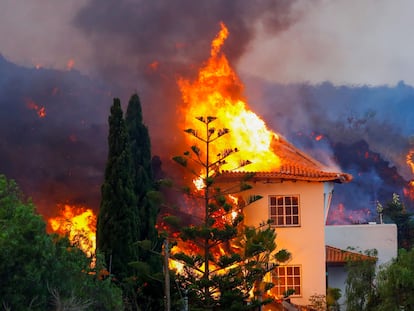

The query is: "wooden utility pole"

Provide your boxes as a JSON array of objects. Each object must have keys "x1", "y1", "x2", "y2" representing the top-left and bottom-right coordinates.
[{"x1": 164, "y1": 239, "x2": 171, "y2": 311}]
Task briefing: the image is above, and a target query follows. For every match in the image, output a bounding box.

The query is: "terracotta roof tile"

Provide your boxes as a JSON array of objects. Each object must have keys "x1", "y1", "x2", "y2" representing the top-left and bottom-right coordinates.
[
  {"x1": 220, "y1": 136, "x2": 352, "y2": 183},
  {"x1": 326, "y1": 245, "x2": 377, "y2": 265}
]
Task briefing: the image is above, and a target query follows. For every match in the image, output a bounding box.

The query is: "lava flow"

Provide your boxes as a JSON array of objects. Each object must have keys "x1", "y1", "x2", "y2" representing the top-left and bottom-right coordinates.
[
  {"x1": 177, "y1": 22, "x2": 281, "y2": 173},
  {"x1": 48, "y1": 204, "x2": 96, "y2": 257}
]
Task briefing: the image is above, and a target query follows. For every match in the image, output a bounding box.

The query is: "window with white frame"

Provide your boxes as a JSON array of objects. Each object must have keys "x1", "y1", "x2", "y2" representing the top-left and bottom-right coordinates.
[
  {"x1": 269, "y1": 195, "x2": 300, "y2": 226},
  {"x1": 272, "y1": 265, "x2": 302, "y2": 297}
]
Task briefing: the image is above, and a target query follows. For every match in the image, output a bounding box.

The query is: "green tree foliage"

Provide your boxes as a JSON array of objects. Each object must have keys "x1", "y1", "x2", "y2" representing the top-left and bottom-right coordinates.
[
  {"x1": 169, "y1": 116, "x2": 289, "y2": 310},
  {"x1": 98, "y1": 95, "x2": 164, "y2": 310},
  {"x1": 125, "y1": 94, "x2": 164, "y2": 311},
  {"x1": 380, "y1": 193, "x2": 414, "y2": 249},
  {"x1": 125, "y1": 93, "x2": 158, "y2": 243},
  {"x1": 376, "y1": 248, "x2": 414, "y2": 310},
  {"x1": 0, "y1": 174, "x2": 123, "y2": 310},
  {"x1": 344, "y1": 249, "x2": 378, "y2": 311},
  {"x1": 0, "y1": 175, "x2": 53, "y2": 309},
  {"x1": 97, "y1": 98, "x2": 139, "y2": 281}
]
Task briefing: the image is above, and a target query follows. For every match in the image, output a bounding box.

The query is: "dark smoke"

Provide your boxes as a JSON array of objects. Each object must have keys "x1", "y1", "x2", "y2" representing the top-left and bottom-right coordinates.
[
  {"x1": 72, "y1": 0, "x2": 300, "y2": 157},
  {"x1": 0, "y1": 54, "x2": 111, "y2": 217},
  {"x1": 0, "y1": 1, "x2": 301, "y2": 217},
  {"x1": 243, "y1": 77, "x2": 414, "y2": 222},
  {"x1": 2, "y1": 1, "x2": 414, "y2": 225}
]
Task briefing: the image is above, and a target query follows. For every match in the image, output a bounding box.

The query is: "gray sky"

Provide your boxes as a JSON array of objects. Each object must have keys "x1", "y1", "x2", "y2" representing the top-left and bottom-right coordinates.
[
  {"x1": 1, "y1": 0, "x2": 413, "y2": 86},
  {"x1": 239, "y1": 0, "x2": 414, "y2": 86}
]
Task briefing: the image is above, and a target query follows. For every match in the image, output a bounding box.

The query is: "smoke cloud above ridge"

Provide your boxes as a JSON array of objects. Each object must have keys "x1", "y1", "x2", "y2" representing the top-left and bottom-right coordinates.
[{"x1": 1, "y1": 1, "x2": 414, "y2": 224}]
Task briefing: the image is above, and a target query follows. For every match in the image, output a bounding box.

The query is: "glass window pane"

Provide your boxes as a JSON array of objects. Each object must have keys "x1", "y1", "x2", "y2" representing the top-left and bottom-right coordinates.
[
  {"x1": 277, "y1": 197, "x2": 283, "y2": 205},
  {"x1": 294, "y1": 267, "x2": 300, "y2": 275},
  {"x1": 278, "y1": 268, "x2": 285, "y2": 276},
  {"x1": 277, "y1": 207, "x2": 284, "y2": 215},
  {"x1": 293, "y1": 207, "x2": 298, "y2": 214},
  {"x1": 295, "y1": 286, "x2": 301, "y2": 295},
  {"x1": 294, "y1": 277, "x2": 300, "y2": 284},
  {"x1": 293, "y1": 216, "x2": 299, "y2": 224},
  {"x1": 270, "y1": 197, "x2": 276, "y2": 205},
  {"x1": 287, "y1": 267, "x2": 293, "y2": 275},
  {"x1": 286, "y1": 207, "x2": 292, "y2": 215},
  {"x1": 271, "y1": 207, "x2": 276, "y2": 215},
  {"x1": 292, "y1": 196, "x2": 298, "y2": 204},
  {"x1": 287, "y1": 277, "x2": 293, "y2": 285},
  {"x1": 285, "y1": 196, "x2": 291, "y2": 205},
  {"x1": 286, "y1": 217, "x2": 292, "y2": 225}
]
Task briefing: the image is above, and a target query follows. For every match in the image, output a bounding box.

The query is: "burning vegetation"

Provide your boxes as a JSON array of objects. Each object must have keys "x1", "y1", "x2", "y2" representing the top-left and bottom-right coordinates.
[{"x1": 48, "y1": 204, "x2": 96, "y2": 257}]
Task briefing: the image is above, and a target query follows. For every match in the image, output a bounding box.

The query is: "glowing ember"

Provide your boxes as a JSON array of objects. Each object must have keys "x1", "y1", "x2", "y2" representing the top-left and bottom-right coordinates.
[
  {"x1": 66, "y1": 58, "x2": 75, "y2": 70},
  {"x1": 25, "y1": 98, "x2": 46, "y2": 118},
  {"x1": 48, "y1": 204, "x2": 96, "y2": 257},
  {"x1": 315, "y1": 134, "x2": 323, "y2": 141},
  {"x1": 148, "y1": 60, "x2": 159, "y2": 71},
  {"x1": 178, "y1": 22, "x2": 281, "y2": 172}
]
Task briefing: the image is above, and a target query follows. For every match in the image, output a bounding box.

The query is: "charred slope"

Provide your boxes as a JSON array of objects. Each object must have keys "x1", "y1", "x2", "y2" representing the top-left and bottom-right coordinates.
[{"x1": 0, "y1": 55, "x2": 111, "y2": 216}]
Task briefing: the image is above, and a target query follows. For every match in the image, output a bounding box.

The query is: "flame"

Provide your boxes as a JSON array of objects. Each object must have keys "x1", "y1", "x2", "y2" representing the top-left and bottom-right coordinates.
[
  {"x1": 48, "y1": 204, "x2": 96, "y2": 257},
  {"x1": 66, "y1": 58, "x2": 75, "y2": 70},
  {"x1": 148, "y1": 61, "x2": 159, "y2": 71},
  {"x1": 405, "y1": 149, "x2": 414, "y2": 200},
  {"x1": 315, "y1": 134, "x2": 323, "y2": 141},
  {"x1": 406, "y1": 150, "x2": 414, "y2": 173},
  {"x1": 178, "y1": 22, "x2": 281, "y2": 172},
  {"x1": 25, "y1": 98, "x2": 46, "y2": 118}
]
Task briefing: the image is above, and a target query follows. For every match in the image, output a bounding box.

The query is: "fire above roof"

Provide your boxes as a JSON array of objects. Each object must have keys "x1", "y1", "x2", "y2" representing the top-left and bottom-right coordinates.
[{"x1": 219, "y1": 136, "x2": 352, "y2": 184}]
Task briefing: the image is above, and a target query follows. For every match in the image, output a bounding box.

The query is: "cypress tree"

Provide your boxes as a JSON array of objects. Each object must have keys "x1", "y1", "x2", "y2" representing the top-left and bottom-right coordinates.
[
  {"x1": 97, "y1": 98, "x2": 139, "y2": 281},
  {"x1": 125, "y1": 93, "x2": 157, "y2": 242},
  {"x1": 125, "y1": 93, "x2": 164, "y2": 310}
]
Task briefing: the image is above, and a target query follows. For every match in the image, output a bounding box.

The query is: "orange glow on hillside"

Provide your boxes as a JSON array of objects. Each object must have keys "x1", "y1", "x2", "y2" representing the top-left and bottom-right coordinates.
[
  {"x1": 48, "y1": 204, "x2": 96, "y2": 257},
  {"x1": 177, "y1": 22, "x2": 281, "y2": 172},
  {"x1": 25, "y1": 98, "x2": 46, "y2": 118},
  {"x1": 405, "y1": 149, "x2": 414, "y2": 200},
  {"x1": 66, "y1": 58, "x2": 75, "y2": 70}
]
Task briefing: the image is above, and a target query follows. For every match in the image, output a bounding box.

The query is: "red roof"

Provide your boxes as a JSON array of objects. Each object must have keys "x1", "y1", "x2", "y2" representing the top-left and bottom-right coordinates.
[
  {"x1": 220, "y1": 136, "x2": 352, "y2": 183},
  {"x1": 326, "y1": 245, "x2": 377, "y2": 265}
]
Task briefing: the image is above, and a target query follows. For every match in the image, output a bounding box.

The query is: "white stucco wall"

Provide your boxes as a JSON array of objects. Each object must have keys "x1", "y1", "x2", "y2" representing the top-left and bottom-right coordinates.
[
  {"x1": 325, "y1": 224, "x2": 398, "y2": 308},
  {"x1": 243, "y1": 180, "x2": 326, "y2": 306},
  {"x1": 325, "y1": 224, "x2": 398, "y2": 266}
]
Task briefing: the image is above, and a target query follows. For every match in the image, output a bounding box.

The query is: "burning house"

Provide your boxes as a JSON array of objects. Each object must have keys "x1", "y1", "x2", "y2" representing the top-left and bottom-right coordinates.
[
  {"x1": 0, "y1": 8, "x2": 406, "y2": 307},
  {"x1": 217, "y1": 136, "x2": 352, "y2": 306},
  {"x1": 173, "y1": 22, "x2": 358, "y2": 306}
]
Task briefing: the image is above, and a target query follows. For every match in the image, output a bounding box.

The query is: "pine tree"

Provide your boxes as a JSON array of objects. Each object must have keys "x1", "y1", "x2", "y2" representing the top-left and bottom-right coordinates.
[
  {"x1": 97, "y1": 98, "x2": 139, "y2": 281},
  {"x1": 169, "y1": 116, "x2": 289, "y2": 310}
]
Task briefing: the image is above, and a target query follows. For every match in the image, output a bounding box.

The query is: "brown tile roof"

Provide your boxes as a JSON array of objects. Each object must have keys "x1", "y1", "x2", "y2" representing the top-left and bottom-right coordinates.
[
  {"x1": 326, "y1": 245, "x2": 377, "y2": 265},
  {"x1": 220, "y1": 136, "x2": 352, "y2": 184}
]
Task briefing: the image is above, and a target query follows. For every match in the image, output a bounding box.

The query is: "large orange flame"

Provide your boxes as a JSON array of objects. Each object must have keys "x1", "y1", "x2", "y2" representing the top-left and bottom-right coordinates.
[
  {"x1": 48, "y1": 204, "x2": 96, "y2": 258},
  {"x1": 178, "y1": 22, "x2": 281, "y2": 172},
  {"x1": 404, "y1": 149, "x2": 414, "y2": 200}
]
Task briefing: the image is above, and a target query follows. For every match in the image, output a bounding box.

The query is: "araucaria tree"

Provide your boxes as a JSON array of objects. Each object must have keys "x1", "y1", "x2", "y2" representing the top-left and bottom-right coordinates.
[{"x1": 170, "y1": 116, "x2": 289, "y2": 311}]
